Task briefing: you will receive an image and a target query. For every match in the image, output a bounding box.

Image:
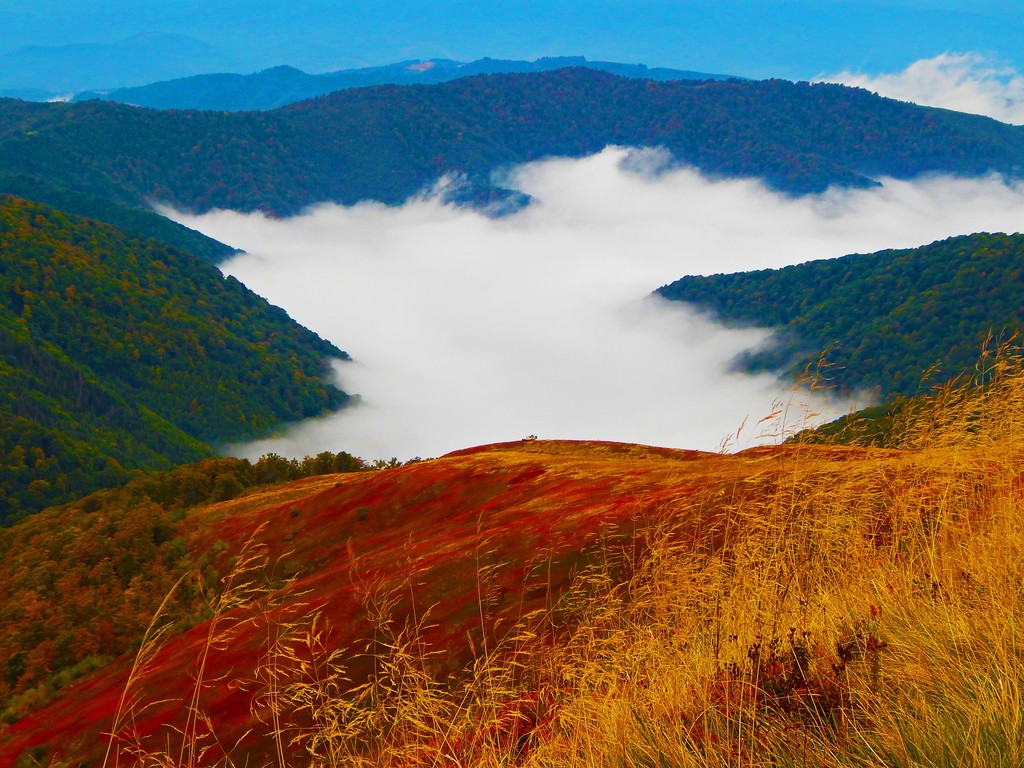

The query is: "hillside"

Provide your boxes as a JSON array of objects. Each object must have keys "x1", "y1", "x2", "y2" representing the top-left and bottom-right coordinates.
[
  {"x1": 0, "y1": 195, "x2": 349, "y2": 522},
  {"x1": 3, "y1": 353, "x2": 1024, "y2": 767},
  {"x1": 0, "y1": 450, "x2": 365, "y2": 728},
  {"x1": 0, "y1": 172, "x2": 237, "y2": 263},
  {"x1": 70, "y1": 56, "x2": 737, "y2": 112},
  {"x1": 2, "y1": 69, "x2": 1024, "y2": 218},
  {"x1": 0, "y1": 438, "x2": 857, "y2": 764},
  {"x1": 657, "y1": 232, "x2": 1024, "y2": 399}
]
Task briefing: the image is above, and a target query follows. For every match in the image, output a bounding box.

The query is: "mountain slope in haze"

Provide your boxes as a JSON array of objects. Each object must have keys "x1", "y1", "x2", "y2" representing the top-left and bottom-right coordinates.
[
  {"x1": 0, "y1": 195, "x2": 350, "y2": 522},
  {"x1": 3, "y1": 69, "x2": 1024, "y2": 217},
  {"x1": 658, "y1": 232, "x2": 1024, "y2": 398},
  {"x1": 70, "y1": 56, "x2": 739, "y2": 111}
]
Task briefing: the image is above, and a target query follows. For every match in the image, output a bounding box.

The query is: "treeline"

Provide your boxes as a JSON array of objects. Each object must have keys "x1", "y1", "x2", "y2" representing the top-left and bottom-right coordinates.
[
  {"x1": 0, "y1": 449, "x2": 370, "y2": 725},
  {"x1": 2, "y1": 69, "x2": 1024, "y2": 218},
  {"x1": 0, "y1": 195, "x2": 350, "y2": 521},
  {"x1": 82, "y1": 450, "x2": 370, "y2": 512},
  {"x1": 658, "y1": 232, "x2": 1024, "y2": 399}
]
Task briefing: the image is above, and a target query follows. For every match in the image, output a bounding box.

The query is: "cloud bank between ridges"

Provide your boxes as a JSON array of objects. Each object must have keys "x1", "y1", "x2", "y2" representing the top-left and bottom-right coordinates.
[{"x1": 169, "y1": 144, "x2": 1024, "y2": 461}]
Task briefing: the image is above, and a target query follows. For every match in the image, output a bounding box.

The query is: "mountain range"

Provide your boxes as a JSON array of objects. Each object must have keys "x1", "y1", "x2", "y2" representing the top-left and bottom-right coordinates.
[
  {"x1": 1, "y1": 66, "x2": 1023, "y2": 520},
  {"x1": 69, "y1": 56, "x2": 738, "y2": 112}
]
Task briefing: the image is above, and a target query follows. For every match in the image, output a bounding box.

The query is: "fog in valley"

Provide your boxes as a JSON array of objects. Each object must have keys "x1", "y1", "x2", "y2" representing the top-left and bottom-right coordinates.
[{"x1": 167, "y1": 143, "x2": 1024, "y2": 462}]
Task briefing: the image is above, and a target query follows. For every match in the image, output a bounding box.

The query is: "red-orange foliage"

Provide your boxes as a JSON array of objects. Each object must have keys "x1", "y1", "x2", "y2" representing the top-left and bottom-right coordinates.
[{"x1": 0, "y1": 439, "x2": 883, "y2": 765}]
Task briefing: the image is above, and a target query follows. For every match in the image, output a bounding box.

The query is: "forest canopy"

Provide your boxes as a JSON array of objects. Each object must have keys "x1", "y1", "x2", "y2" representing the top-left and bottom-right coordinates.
[
  {"x1": 2, "y1": 70, "x2": 1024, "y2": 218},
  {"x1": 0, "y1": 195, "x2": 350, "y2": 522},
  {"x1": 658, "y1": 232, "x2": 1024, "y2": 399}
]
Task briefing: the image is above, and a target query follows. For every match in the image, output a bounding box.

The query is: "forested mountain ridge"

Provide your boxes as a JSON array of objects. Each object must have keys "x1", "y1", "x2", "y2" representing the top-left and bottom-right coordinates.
[
  {"x1": 70, "y1": 55, "x2": 738, "y2": 112},
  {"x1": 2, "y1": 68, "x2": 1024, "y2": 219},
  {"x1": 657, "y1": 232, "x2": 1024, "y2": 398},
  {"x1": 0, "y1": 195, "x2": 350, "y2": 522}
]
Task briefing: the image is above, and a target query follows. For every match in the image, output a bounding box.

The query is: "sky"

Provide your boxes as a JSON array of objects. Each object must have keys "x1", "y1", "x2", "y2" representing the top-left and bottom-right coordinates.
[{"x1": 1, "y1": 1, "x2": 1023, "y2": 81}]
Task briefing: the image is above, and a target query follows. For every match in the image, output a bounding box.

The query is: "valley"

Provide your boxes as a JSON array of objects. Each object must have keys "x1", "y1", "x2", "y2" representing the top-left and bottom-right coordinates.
[{"x1": 1, "y1": 15, "x2": 1024, "y2": 764}]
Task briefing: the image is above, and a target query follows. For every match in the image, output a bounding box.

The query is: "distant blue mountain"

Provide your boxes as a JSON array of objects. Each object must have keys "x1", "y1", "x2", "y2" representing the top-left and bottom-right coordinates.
[
  {"x1": 0, "y1": 89, "x2": 61, "y2": 102},
  {"x1": 0, "y1": 33, "x2": 239, "y2": 94},
  {"x1": 69, "y1": 56, "x2": 739, "y2": 111}
]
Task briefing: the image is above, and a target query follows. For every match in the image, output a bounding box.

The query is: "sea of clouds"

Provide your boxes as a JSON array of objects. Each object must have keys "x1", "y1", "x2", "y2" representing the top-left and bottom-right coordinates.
[{"x1": 169, "y1": 55, "x2": 1024, "y2": 462}]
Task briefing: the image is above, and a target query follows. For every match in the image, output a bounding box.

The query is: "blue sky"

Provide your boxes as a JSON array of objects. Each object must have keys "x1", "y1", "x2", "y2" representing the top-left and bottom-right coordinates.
[{"x1": 3, "y1": 1, "x2": 1022, "y2": 80}]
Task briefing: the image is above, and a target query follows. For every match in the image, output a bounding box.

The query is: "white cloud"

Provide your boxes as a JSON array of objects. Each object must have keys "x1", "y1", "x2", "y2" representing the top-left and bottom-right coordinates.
[
  {"x1": 821, "y1": 52, "x2": 1024, "y2": 124},
  {"x1": 167, "y1": 148, "x2": 1024, "y2": 461}
]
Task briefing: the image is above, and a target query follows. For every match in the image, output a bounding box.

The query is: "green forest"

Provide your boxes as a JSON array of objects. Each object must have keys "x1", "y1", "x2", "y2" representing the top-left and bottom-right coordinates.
[
  {"x1": 0, "y1": 195, "x2": 350, "y2": 522},
  {"x1": 0, "y1": 172, "x2": 237, "y2": 263},
  {"x1": 2, "y1": 70, "x2": 1022, "y2": 523},
  {"x1": 658, "y1": 232, "x2": 1024, "y2": 399},
  {"x1": 1, "y1": 69, "x2": 1023, "y2": 219}
]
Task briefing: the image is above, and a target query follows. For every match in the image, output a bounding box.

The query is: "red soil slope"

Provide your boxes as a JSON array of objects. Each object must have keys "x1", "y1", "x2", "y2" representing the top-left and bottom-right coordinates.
[{"x1": 0, "y1": 439, "x2": 880, "y2": 766}]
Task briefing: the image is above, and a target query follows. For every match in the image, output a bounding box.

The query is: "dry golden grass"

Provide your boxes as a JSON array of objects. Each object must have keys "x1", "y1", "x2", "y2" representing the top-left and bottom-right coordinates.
[
  {"x1": 100, "y1": 349, "x2": 1024, "y2": 767},
  {"x1": 195, "y1": 475, "x2": 356, "y2": 525}
]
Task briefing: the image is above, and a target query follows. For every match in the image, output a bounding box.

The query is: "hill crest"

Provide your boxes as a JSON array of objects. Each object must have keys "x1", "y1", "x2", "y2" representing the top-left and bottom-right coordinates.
[{"x1": 0, "y1": 436, "x2": 892, "y2": 763}]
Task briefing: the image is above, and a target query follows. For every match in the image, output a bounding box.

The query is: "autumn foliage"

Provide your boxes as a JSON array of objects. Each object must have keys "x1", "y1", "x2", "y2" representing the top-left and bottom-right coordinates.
[{"x1": 5, "y1": 354, "x2": 1024, "y2": 765}]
